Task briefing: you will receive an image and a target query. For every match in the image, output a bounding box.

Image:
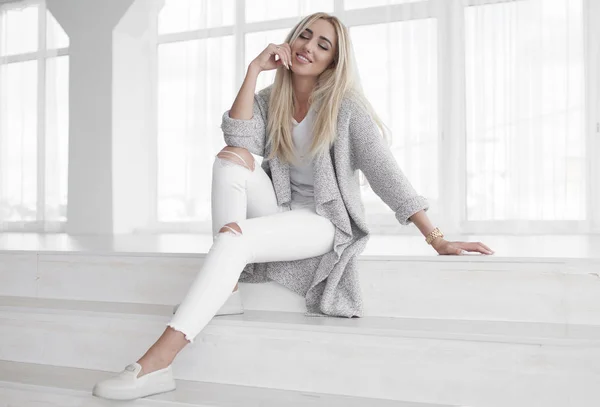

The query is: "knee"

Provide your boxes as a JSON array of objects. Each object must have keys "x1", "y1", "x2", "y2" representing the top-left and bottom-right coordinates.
[
  {"x1": 219, "y1": 222, "x2": 243, "y2": 236},
  {"x1": 217, "y1": 146, "x2": 255, "y2": 171}
]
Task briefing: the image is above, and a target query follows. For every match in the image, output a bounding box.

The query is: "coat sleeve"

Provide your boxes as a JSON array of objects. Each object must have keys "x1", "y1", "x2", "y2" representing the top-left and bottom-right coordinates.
[
  {"x1": 220, "y1": 92, "x2": 268, "y2": 157},
  {"x1": 348, "y1": 101, "x2": 430, "y2": 226}
]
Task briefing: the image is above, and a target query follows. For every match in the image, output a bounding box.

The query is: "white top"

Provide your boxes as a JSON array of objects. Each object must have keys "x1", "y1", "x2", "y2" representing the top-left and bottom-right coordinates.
[{"x1": 289, "y1": 106, "x2": 316, "y2": 211}]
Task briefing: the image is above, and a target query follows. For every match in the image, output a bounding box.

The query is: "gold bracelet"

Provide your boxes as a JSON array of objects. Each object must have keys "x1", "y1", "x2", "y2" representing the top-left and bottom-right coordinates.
[{"x1": 425, "y1": 227, "x2": 444, "y2": 245}]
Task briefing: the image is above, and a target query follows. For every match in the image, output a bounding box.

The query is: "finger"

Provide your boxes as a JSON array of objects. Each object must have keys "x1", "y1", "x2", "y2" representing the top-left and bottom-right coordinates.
[
  {"x1": 268, "y1": 43, "x2": 278, "y2": 57},
  {"x1": 471, "y1": 242, "x2": 492, "y2": 254},
  {"x1": 479, "y1": 242, "x2": 494, "y2": 253},
  {"x1": 277, "y1": 49, "x2": 289, "y2": 69},
  {"x1": 462, "y1": 242, "x2": 483, "y2": 252},
  {"x1": 455, "y1": 243, "x2": 478, "y2": 255},
  {"x1": 271, "y1": 44, "x2": 286, "y2": 66},
  {"x1": 448, "y1": 245, "x2": 462, "y2": 255},
  {"x1": 477, "y1": 243, "x2": 493, "y2": 255},
  {"x1": 269, "y1": 47, "x2": 281, "y2": 65},
  {"x1": 466, "y1": 244, "x2": 489, "y2": 255},
  {"x1": 473, "y1": 245, "x2": 487, "y2": 254}
]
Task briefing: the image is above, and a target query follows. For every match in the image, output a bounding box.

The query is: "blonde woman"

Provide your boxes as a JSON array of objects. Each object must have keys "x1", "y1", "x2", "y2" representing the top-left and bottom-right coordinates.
[{"x1": 93, "y1": 12, "x2": 494, "y2": 401}]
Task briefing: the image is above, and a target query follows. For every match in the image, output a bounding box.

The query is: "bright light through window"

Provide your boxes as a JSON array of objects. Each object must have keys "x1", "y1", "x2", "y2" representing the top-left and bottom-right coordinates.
[{"x1": 465, "y1": 0, "x2": 585, "y2": 220}]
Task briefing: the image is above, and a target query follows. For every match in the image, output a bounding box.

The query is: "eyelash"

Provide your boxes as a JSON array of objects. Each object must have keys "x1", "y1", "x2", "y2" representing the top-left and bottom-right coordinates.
[{"x1": 299, "y1": 34, "x2": 329, "y2": 50}]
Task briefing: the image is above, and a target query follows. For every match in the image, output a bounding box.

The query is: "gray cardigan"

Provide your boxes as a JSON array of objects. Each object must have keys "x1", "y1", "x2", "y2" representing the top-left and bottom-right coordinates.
[{"x1": 220, "y1": 85, "x2": 429, "y2": 318}]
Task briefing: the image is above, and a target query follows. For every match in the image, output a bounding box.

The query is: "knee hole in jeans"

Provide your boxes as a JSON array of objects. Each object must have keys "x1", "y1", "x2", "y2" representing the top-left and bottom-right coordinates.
[
  {"x1": 219, "y1": 222, "x2": 243, "y2": 236},
  {"x1": 216, "y1": 150, "x2": 255, "y2": 172}
]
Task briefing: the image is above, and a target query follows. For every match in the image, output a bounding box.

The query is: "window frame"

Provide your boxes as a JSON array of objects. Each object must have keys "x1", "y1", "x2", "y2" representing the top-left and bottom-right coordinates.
[
  {"x1": 0, "y1": 0, "x2": 68, "y2": 232},
  {"x1": 586, "y1": 0, "x2": 600, "y2": 233}
]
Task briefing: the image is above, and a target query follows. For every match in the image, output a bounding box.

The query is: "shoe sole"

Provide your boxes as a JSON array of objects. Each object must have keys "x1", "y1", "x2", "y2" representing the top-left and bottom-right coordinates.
[{"x1": 93, "y1": 382, "x2": 176, "y2": 401}]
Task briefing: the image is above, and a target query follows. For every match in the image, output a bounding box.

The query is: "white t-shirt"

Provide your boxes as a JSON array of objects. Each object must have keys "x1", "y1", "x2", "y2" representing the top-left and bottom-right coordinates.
[{"x1": 289, "y1": 106, "x2": 316, "y2": 211}]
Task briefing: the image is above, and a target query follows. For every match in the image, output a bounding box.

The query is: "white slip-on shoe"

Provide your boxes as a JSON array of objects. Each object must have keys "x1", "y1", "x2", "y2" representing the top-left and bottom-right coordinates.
[
  {"x1": 92, "y1": 362, "x2": 176, "y2": 401},
  {"x1": 172, "y1": 289, "x2": 244, "y2": 316}
]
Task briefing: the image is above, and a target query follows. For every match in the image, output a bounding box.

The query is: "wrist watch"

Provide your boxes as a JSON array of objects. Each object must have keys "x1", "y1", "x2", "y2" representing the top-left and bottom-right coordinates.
[{"x1": 425, "y1": 227, "x2": 444, "y2": 245}]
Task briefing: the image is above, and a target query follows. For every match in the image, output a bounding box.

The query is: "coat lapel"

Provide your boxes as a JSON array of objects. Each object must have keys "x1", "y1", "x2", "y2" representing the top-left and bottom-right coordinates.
[
  {"x1": 312, "y1": 148, "x2": 338, "y2": 205},
  {"x1": 269, "y1": 154, "x2": 291, "y2": 206},
  {"x1": 269, "y1": 148, "x2": 338, "y2": 208}
]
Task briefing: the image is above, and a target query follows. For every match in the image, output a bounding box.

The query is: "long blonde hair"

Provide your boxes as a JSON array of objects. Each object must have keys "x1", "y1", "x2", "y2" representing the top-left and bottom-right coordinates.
[{"x1": 265, "y1": 12, "x2": 391, "y2": 187}]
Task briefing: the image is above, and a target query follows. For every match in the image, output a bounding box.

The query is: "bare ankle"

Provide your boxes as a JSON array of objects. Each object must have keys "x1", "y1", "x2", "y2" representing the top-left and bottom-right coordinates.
[{"x1": 137, "y1": 354, "x2": 170, "y2": 377}]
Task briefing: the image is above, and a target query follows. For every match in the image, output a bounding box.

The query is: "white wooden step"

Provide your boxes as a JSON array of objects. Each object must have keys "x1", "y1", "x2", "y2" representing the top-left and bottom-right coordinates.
[
  {"x1": 1, "y1": 298, "x2": 599, "y2": 406},
  {"x1": 0, "y1": 360, "x2": 444, "y2": 407},
  {"x1": 1, "y1": 251, "x2": 600, "y2": 323}
]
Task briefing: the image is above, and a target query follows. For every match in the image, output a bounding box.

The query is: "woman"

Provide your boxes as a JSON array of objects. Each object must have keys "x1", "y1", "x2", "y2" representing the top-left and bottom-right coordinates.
[{"x1": 93, "y1": 12, "x2": 494, "y2": 401}]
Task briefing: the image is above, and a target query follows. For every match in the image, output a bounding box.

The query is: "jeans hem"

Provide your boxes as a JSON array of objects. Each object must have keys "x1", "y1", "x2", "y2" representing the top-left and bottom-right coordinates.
[{"x1": 166, "y1": 322, "x2": 195, "y2": 344}]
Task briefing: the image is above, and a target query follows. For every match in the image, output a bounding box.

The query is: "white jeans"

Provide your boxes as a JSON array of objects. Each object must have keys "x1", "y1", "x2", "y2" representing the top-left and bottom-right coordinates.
[{"x1": 167, "y1": 152, "x2": 336, "y2": 342}]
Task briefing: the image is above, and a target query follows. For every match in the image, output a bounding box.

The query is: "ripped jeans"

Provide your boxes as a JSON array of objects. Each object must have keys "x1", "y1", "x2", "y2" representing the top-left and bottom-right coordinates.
[{"x1": 167, "y1": 151, "x2": 336, "y2": 343}]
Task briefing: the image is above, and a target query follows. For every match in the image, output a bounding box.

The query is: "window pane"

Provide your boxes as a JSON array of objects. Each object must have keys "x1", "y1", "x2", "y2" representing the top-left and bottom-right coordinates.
[
  {"x1": 351, "y1": 20, "x2": 438, "y2": 220},
  {"x1": 465, "y1": 0, "x2": 585, "y2": 221},
  {"x1": 0, "y1": 61, "x2": 37, "y2": 222},
  {"x1": 245, "y1": 0, "x2": 333, "y2": 23},
  {"x1": 157, "y1": 37, "x2": 235, "y2": 222},
  {"x1": 46, "y1": 10, "x2": 69, "y2": 49},
  {"x1": 345, "y1": 0, "x2": 422, "y2": 10},
  {"x1": 159, "y1": 0, "x2": 235, "y2": 35},
  {"x1": 45, "y1": 56, "x2": 69, "y2": 222},
  {"x1": 245, "y1": 28, "x2": 290, "y2": 91},
  {"x1": 0, "y1": 5, "x2": 38, "y2": 56}
]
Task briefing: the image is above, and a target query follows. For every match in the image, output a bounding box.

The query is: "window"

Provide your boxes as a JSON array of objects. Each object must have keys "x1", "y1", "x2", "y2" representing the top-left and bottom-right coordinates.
[
  {"x1": 246, "y1": 0, "x2": 333, "y2": 23},
  {"x1": 345, "y1": 0, "x2": 421, "y2": 11},
  {"x1": 465, "y1": 0, "x2": 585, "y2": 222},
  {"x1": 0, "y1": 1, "x2": 69, "y2": 231},
  {"x1": 158, "y1": 0, "x2": 235, "y2": 34},
  {"x1": 155, "y1": 0, "x2": 334, "y2": 228},
  {"x1": 351, "y1": 18, "x2": 438, "y2": 230},
  {"x1": 157, "y1": 36, "x2": 235, "y2": 222},
  {"x1": 154, "y1": 0, "x2": 594, "y2": 234}
]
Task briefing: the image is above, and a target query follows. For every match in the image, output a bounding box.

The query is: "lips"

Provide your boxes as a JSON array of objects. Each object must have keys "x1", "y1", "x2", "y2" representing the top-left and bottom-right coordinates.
[{"x1": 296, "y1": 52, "x2": 312, "y2": 63}]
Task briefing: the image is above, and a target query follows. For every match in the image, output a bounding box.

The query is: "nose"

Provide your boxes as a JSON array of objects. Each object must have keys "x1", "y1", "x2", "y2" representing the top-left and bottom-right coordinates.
[
  {"x1": 301, "y1": 47, "x2": 313, "y2": 60},
  {"x1": 301, "y1": 41, "x2": 316, "y2": 56}
]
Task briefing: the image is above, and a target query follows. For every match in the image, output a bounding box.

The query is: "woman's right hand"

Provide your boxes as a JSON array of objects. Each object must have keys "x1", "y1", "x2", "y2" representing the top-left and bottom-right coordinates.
[{"x1": 250, "y1": 43, "x2": 292, "y2": 73}]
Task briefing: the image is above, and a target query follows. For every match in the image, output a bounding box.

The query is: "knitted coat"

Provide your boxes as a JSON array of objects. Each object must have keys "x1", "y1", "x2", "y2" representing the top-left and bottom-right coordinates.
[{"x1": 220, "y1": 85, "x2": 430, "y2": 318}]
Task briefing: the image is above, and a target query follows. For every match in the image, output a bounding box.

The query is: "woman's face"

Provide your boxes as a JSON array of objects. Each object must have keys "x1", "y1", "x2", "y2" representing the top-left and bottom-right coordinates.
[{"x1": 290, "y1": 19, "x2": 337, "y2": 77}]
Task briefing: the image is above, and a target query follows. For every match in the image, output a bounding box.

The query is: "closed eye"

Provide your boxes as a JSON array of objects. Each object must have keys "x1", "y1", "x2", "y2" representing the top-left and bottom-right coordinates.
[{"x1": 299, "y1": 34, "x2": 330, "y2": 51}]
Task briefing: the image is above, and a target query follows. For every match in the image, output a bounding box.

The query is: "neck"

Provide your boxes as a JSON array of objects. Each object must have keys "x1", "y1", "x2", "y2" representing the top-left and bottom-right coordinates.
[{"x1": 292, "y1": 74, "x2": 317, "y2": 110}]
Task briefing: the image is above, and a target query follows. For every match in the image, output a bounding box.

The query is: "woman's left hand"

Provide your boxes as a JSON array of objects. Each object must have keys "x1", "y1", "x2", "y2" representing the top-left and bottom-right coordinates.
[{"x1": 432, "y1": 238, "x2": 494, "y2": 255}]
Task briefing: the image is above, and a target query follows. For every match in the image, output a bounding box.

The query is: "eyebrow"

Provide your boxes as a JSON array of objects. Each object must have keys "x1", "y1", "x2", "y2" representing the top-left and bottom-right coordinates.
[{"x1": 304, "y1": 28, "x2": 333, "y2": 48}]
